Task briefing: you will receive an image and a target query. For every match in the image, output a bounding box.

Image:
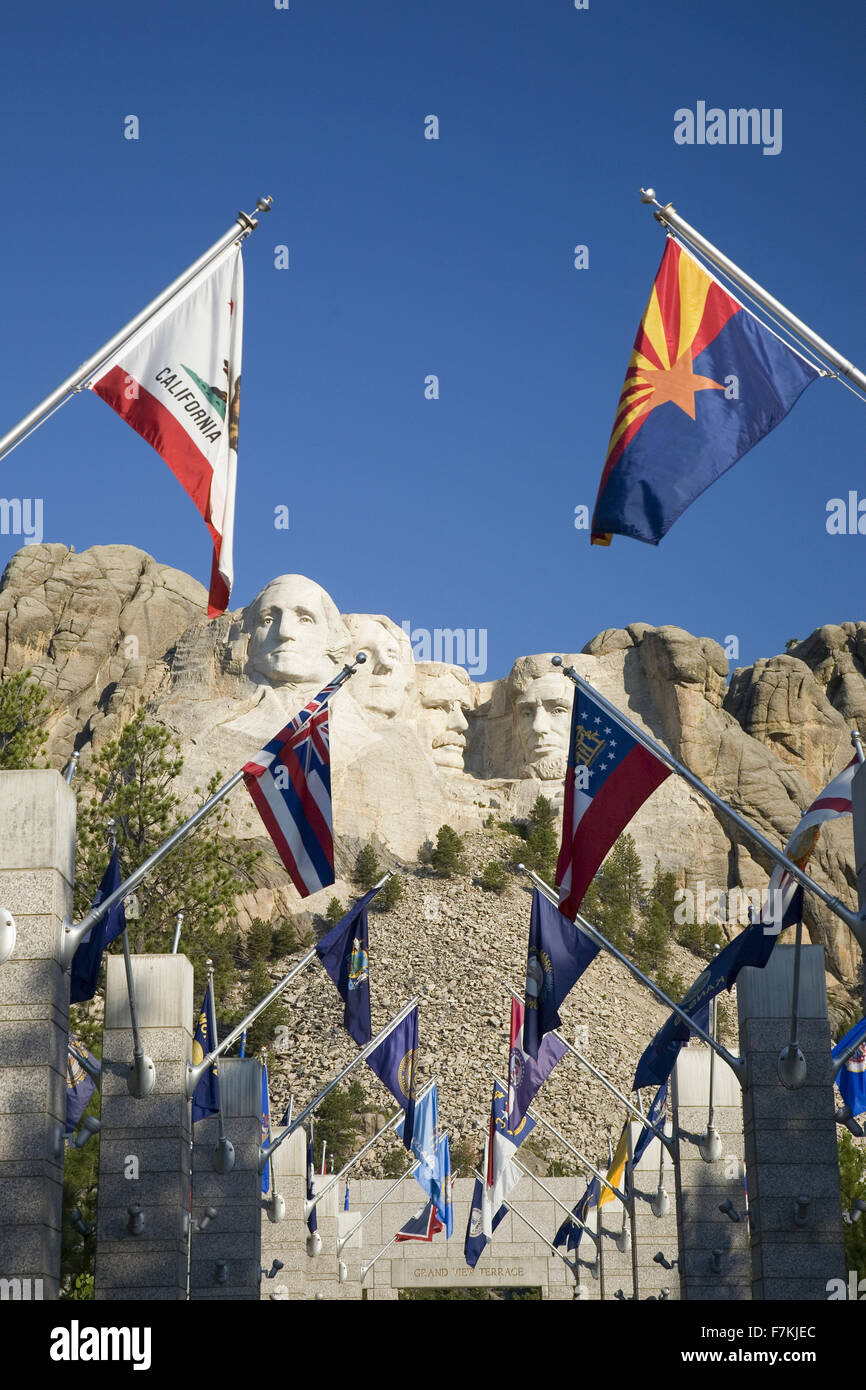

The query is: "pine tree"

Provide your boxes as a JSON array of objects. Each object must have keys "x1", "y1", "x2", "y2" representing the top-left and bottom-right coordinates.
[
  {"x1": 373, "y1": 874, "x2": 403, "y2": 911},
  {"x1": 323, "y1": 896, "x2": 346, "y2": 926},
  {"x1": 521, "y1": 795, "x2": 559, "y2": 884},
  {"x1": 838, "y1": 1130, "x2": 866, "y2": 1281},
  {"x1": 430, "y1": 825, "x2": 466, "y2": 876},
  {"x1": 74, "y1": 708, "x2": 256, "y2": 998},
  {"x1": 354, "y1": 845, "x2": 380, "y2": 890},
  {"x1": 0, "y1": 670, "x2": 49, "y2": 769}
]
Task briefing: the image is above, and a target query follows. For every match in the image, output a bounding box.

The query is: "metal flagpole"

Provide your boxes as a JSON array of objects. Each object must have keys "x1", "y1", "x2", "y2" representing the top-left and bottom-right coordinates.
[
  {"x1": 511, "y1": 1156, "x2": 598, "y2": 1254},
  {"x1": 503, "y1": 982, "x2": 674, "y2": 1152},
  {"x1": 341, "y1": 1158, "x2": 422, "y2": 1256},
  {"x1": 258, "y1": 997, "x2": 419, "y2": 1170},
  {"x1": 171, "y1": 912, "x2": 184, "y2": 955},
  {"x1": 60, "y1": 656, "x2": 366, "y2": 965},
  {"x1": 0, "y1": 197, "x2": 274, "y2": 465},
  {"x1": 638, "y1": 189, "x2": 866, "y2": 396},
  {"x1": 306, "y1": 1077, "x2": 437, "y2": 1219},
  {"x1": 625, "y1": 1123, "x2": 639, "y2": 1300},
  {"x1": 551, "y1": 658, "x2": 865, "y2": 945},
  {"x1": 519, "y1": 863, "x2": 745, "y2": 1079},
  {"x1": 103, "y1": 819, "x2": 156, "y2": 1100},
  {"x1": 205, "y1": 960, "x2": 234, "y2": 1174},
  {"x1": 700, "y1": 978, "x2": 724, "y2": 1159},
  {"x1": 360, "y1": 1233, "x2": 400, "y2": 1282}
]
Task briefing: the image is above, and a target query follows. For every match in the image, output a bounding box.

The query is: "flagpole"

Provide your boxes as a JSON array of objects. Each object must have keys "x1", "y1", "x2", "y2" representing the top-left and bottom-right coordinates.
[
  {"x1": 306, "y1": 1077, "x2": 438, "y2": 1218},
  {"x1": 340, "y1": 1157, "x2": 423, "y2": 1255},
  {"x1": 359, "y1": 1233, "x2": 400, "y2": 1282},
  {"x1": 519, "y1": 864, "x2": 745, "y2": 1080},
  {"x1": 638, "y1": 189, "x2": 866, "y2": 396},
  {"x1": 626, "y1": 1122, "x2": 639, "y2": 1301},
  {"x1": 102, "y1": 818, "x2": 156, "y2": 1100},
  {"x1": 552, "y1": 658, "x2": 864, "y2": 945},
  {"x1": 205, "y1": 960, "x2": 235, "y2": 1174},
  {"x1": 60, "y1": 656, "x2": 366, "y2": 965},
  {"x1": 258, "y1": 997, "x2": 419, "y2": 1170},
  {"x1": 511, "y1": 1156, "x2": 597, "y2": 1248},
  {"x1": 503, "y1": 982, "x2": 674, "y2": 1153},
  {"x1": 171, "y1": 912, "x2": 184, "y2": 955},
  {"x1": 0, "y1": 198, "x2": 274, "y2": 465}
]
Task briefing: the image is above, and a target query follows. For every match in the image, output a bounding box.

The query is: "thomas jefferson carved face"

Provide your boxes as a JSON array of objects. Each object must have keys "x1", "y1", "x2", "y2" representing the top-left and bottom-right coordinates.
[
  {"x1": 415, "y1": 665, "x2": 474, "y2": 772},
  {"x1": 243, "y1": 575, "x2": 347, "y2": 688},
  {"x1": 513, "y1": 672, "x2": 572, "y2": 780},
  {"x1": 344, "y1": 616, "x2": 415, "y2": 720}
]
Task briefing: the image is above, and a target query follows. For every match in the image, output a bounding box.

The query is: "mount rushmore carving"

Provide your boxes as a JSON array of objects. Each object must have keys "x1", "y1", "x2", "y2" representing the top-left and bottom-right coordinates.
[{"x1": 2, "y1": 541, "x2": 864, "y2": 990}]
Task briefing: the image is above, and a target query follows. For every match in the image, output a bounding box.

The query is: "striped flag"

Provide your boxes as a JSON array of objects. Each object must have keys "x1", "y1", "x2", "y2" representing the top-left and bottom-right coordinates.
[
  {"x1": 89, "y1": 243, "x2": 243, "y2": 616},
  {"x1": 556, "y1": 682, "x2": 670, "y2": 921},
  {"x1": 243, "y1": 682, "x2": 338, "y2": 898}
]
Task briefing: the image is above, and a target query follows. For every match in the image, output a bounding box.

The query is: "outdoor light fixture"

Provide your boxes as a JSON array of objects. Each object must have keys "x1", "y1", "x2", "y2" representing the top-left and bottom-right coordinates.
[
  {"x1": 836, "y1": 1104, "x2": 864, "y2": 1138},
  {"x1": 710, "y1": 1249, "x2": 724, "y2": 1273},
  {"x1": 127, "y1": 1203, "x2": 144, "y2": 1237},
  {"x1": 778, "y1": 1043, "x2": 807, "y2": 1089},
  {"x1": 851, "y1": 1199, "x2": 866, "y2": 1223},
  {"x1": 615, "y1": 1224, "x2": 631, "y2": 1254},
  {"x1": 337, "y1": 1260, "x2": 348, "y2": 1284},
  {"x1": 718, "y1": 1199, "x2": 741, "y2": 1223},
  {"x1": 266, "y1": 1191, "x2": 286, "y2": 1224},
  {"x1": 0, "y1": 907, "x2": 16, "y2": 965},
  {"x1": 573, "y1": 1283, "x2": 589, "y2": 1301},
  {"x1": 660, "y1": 1288, "x2": 671, "y2": 1300},
  {"x1": 73, "y1": 1115, "x2": 101, "y2": 1149},
  {"x1": 214, "y1": 1260, "x2": 228, "y2": 1285},
  {"x1": 71, "y1": 1209, "x2": 95, "y2": 1238},
  {"x1": 652, "y1": 1187, "x2": 670, "y2": 1218},
  {"x1": 653, "y1": 1251, "x2": 676, "y2": 1270},
  {"x1": 263, "y1": 1260, "x2": 284, "y2": 1280},
  {"x1": 699, "y1": 1125, "x2": 723, "y2": 1163},
  {"x1": 212, "y1": 1134, "x2": 235, "y2": 1175},
  {"x1": 793, "y1": 1195, "x2": 810, "y2": 1227},
  {"x1": 306, "y1": 1229, "x2": 322, "y2": 1257}
]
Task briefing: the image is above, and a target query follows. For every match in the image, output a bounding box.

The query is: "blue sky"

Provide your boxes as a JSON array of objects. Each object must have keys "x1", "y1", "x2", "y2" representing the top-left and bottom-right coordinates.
[{"x1": 0, "y1": 0, "x2": 863, "y2": 679}]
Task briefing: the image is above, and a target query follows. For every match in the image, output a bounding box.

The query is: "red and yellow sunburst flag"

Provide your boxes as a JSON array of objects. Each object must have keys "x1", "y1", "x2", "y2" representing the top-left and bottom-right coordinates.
[{"x1": 591, "y1": 236, "x2": 820, "y2": 546}]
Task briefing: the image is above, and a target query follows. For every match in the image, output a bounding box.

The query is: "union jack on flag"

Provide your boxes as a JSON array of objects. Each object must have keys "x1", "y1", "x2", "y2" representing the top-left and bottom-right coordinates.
[{"x1": 242, "y1": 682, "x2": 339, "y2": 897}]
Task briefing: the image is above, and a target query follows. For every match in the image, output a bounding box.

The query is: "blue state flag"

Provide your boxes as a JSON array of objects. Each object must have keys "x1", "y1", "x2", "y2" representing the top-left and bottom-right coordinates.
[
  {"x1": 70, "y1": 849, "x2": 127, "y2": 1005},
  {"x1": 553, "y1": 1175, "x2": 600, "y2": 1254},
  {"x1": 65, "y1": 1039, "x2": 100, "y2": 1137},
  {"x1": 464, "y1": 1176, "x2": 508, "y2": 1269},
  {"x1": 523, "y1": 890, "x2": 599, "y2": 1059},
  {"x1": 344, "y1": 1181, "x2": 350, "y2": 1212},
  {"x1": 633, "y1": 918, "x2": 777, "y2": 1090},
  {"x1": 365, "y1": 1007, "x2": 418, "y2": 1149},
  {"x1": 632, "y1": 1081, "x2": 669, "y2": 1169},
  {"x1": 261, "y1": 1061, "x2": 271, "y2": 1195},
  {"x1": 191, "y1": 985, "x2": 220, "y2": 1123},
  {"x1": 834, "y1": 1016, "x2": 866, "y2": 1119},
  {"x1": 315, "y1": 889, "x2": 376, "y2": 1046},
  {"x1": 396, "y1": 1081, "x2": 438, "y2": 1182},
  {"x1": 432, "y1": 1134, "x2": 453, "y2": 1238}
]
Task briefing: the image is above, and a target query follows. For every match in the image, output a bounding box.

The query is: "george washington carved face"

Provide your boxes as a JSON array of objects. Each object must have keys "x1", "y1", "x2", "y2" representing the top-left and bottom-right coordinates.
[{"x1": 242, "y1": 575, "x2": 348, "y2": 688}]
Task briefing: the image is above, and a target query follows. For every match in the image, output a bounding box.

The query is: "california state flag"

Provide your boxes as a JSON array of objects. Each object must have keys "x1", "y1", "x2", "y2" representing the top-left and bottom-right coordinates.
[{"x1": 88, "y1": 243, "x2": 243, "y2": 616}]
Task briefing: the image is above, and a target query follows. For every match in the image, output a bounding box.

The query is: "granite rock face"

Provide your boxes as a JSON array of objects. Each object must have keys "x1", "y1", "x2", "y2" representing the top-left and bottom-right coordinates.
[{"x1": 1, "y1": 544, "x2": 862, "y2": 988}]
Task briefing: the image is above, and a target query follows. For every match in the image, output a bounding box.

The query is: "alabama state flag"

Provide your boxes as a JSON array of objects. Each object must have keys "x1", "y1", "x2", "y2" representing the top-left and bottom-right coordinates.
[
  {"x1": 591, "y1": 236, "x2": 819, "y2": 546},
  {"x1": 88, "y1": 243, "x2": 243, "y2": 615}
]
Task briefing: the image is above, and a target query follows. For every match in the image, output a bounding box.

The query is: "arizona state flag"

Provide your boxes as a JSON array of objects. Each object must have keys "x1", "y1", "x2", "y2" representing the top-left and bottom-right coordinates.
[
  {"x1": 591, "y1": 237, "x2": 819, "y2": 546},
  {"x1": 89, "y1": 244, "x2": 243, "y2": 614}
]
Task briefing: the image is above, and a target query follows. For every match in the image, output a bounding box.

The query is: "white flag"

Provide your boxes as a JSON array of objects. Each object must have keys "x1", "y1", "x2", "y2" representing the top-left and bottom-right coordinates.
[{"x1": 89, "y1": 243, "x2": 243, "y2": 615}]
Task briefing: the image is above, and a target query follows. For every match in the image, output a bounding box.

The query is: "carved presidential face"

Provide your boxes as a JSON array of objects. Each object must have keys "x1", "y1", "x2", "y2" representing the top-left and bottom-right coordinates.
[
  {"x1": 415, "y1": 668, "x2": 474, "y2": 771},
  {"x1": 344, "y1": 616, "x2": 414, "y2": 720},
  {"x1": 243, "y1": 576, "x2": 346, "y2": 688},
  {"x1": 514, "y1": 673, "x2": 572, "y2": 780}
]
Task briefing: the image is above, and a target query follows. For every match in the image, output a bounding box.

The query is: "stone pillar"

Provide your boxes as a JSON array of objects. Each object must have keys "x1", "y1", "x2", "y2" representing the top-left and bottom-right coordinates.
[
  {"x1": 94, "y1": 953, "x2": 193, "y2": 1300},
  {"x1": 671, "y1": 1046, "x2": 751, "y2": 1300},
  {"x1": 631, "y1": 1119, "x2": 681, "y2": 1301},
  {"x1": 190, "y1": 1057, "x2": 262, "y2": 1300},
  {"x1": 737, "y1": 944, "x2": 846, "y2": 1300},
  {"x1": 0, "y1": 770, "x2": 75, "y2": 1301}
]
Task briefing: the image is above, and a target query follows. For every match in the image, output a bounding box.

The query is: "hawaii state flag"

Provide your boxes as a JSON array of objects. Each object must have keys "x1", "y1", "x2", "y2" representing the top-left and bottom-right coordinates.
[
  {"x1": 243, "y1": 682, "x2": 339, "y2": 898},
  {"x1": 89, "y1": 243, "x2": 243, "y2": 615},
  {"x1": 556, "y1": 682, "x2": 670, "y2": 922},
  {"x1": 591, "y1": 236, "x2": 819, "y2": 546}
]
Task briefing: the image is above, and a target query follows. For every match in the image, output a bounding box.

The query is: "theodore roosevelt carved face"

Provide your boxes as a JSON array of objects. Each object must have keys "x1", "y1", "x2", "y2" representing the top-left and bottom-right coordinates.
[{"x1": 414, "y1": 663, "x2": 475, "y2": 772}]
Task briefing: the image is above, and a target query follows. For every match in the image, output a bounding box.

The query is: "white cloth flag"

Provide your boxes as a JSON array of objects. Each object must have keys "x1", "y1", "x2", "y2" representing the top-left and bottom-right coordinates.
[{"x1": 88, "y1": 243, "x2": 243, "y2": 615}]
